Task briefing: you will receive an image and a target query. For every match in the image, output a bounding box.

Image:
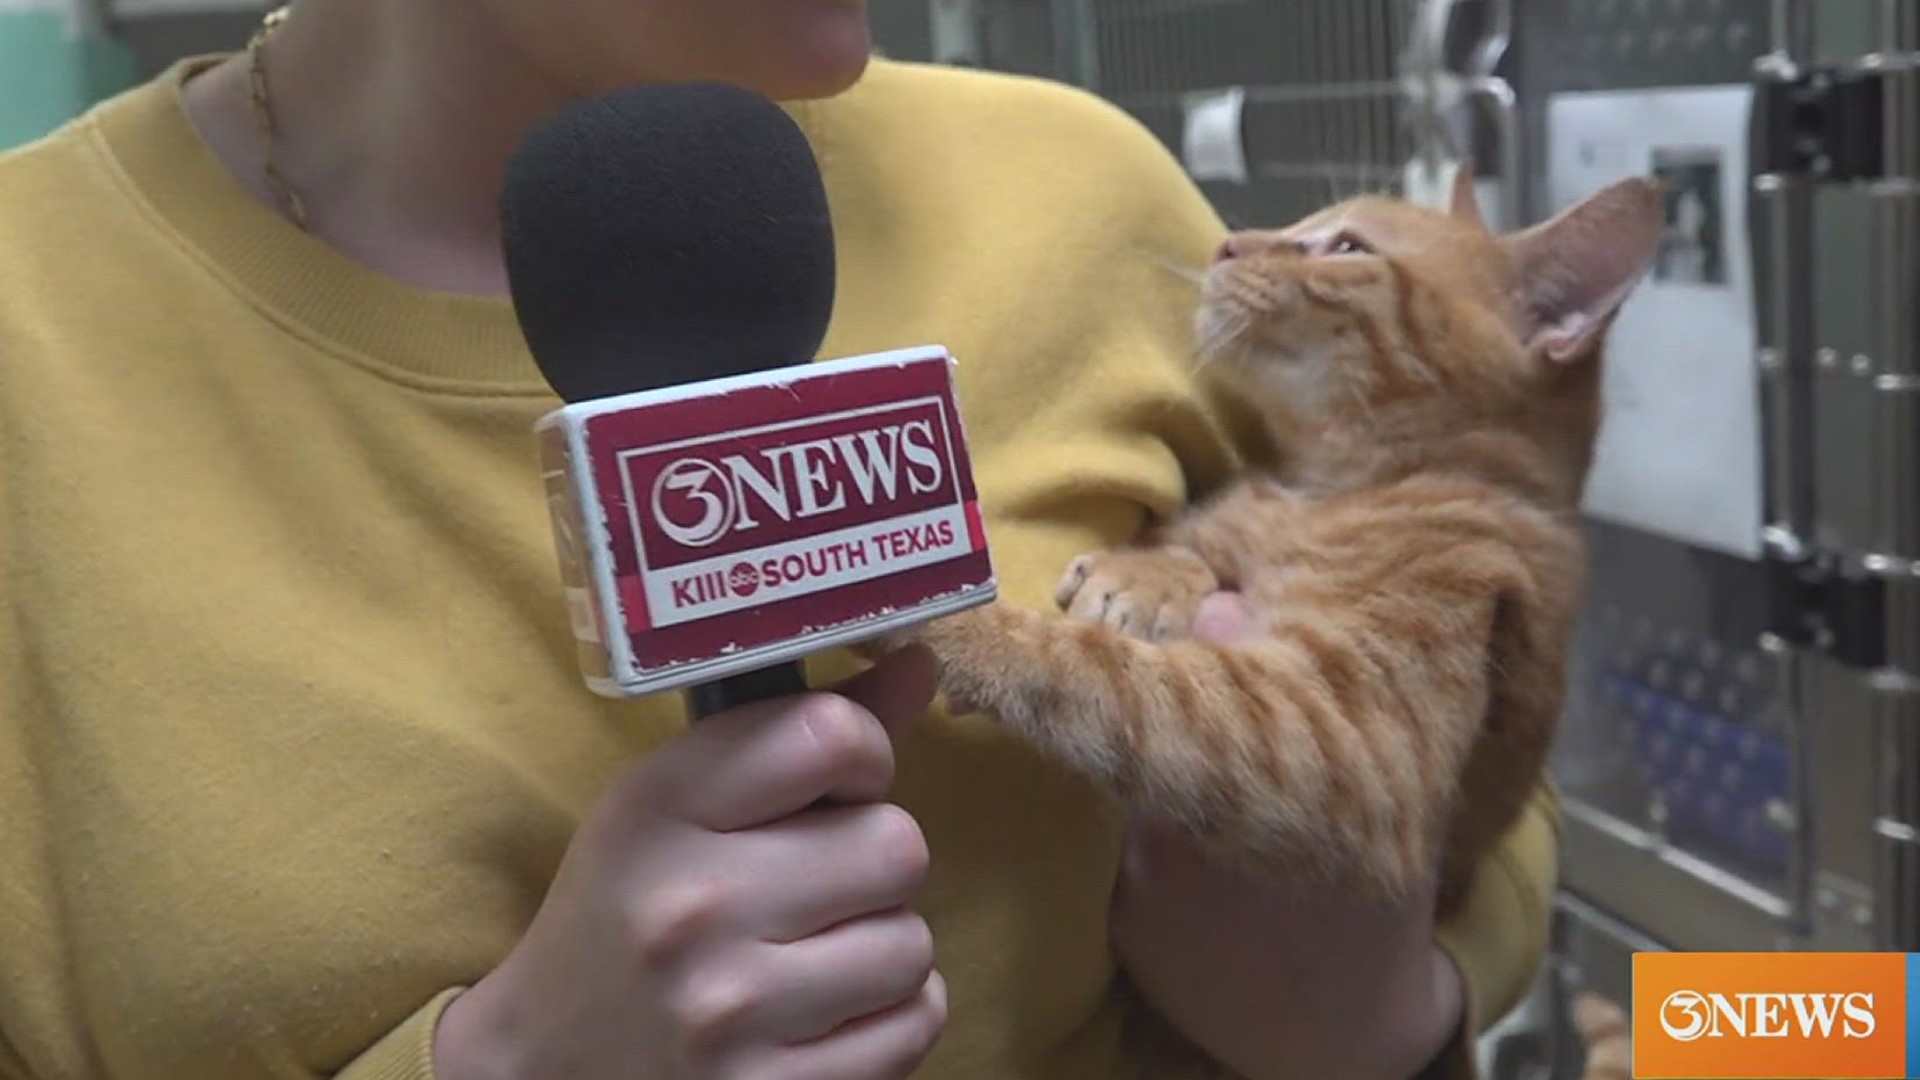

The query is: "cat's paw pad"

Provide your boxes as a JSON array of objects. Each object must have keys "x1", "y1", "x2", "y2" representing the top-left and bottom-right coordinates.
[{"x1": 1054, "y1": 547, "x2": 1218, "y2": 641}]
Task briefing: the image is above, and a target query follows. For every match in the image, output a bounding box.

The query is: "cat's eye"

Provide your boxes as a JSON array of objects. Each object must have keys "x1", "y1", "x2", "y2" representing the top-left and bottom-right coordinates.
[{"x1": 1327, "y1": 232, "x2": 1373, "y2": 256}]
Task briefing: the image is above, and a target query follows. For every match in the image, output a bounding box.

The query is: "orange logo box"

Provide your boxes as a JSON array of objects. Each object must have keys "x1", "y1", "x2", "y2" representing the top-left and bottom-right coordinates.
[{"x1": 1633, "y1": 952, "x2": 1912, "y2": 1079}]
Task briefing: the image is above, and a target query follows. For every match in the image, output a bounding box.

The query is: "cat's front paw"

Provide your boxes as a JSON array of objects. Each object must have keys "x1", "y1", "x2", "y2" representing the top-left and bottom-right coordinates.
[{"x1": 1054, "y1": 546, "x2": 1219, "y2": 641}]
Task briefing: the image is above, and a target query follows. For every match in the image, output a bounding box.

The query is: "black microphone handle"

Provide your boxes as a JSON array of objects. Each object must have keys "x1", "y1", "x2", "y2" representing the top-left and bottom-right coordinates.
[{"x1": 685, "y1": 661, "x2": 812, "y2": 719}]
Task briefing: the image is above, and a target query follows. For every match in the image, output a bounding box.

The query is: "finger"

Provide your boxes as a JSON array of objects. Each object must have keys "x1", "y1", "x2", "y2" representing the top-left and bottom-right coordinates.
[
  {"x1": 753, "y1": 909, "x2": 936, "y2": 1042},
  {"x1": 728, "y1": 803, "x2": 930, "y2": 942},
  {"x1": 756, "y1": 970, "x2": 948, "y2": 1080},
  {"x1": 1190, "y1": 591, "x2": 1255, "y2": 643},
  {"x1": 648, "y1": 691, "x2": 895, "y2": 832},
  {"x1": 834, "y1": 644, "x2": 938, "y2": 738}
]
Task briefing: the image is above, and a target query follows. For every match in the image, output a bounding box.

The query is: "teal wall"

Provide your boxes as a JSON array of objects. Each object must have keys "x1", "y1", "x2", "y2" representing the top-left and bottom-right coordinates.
[{"x1": 0, "y1": 5, "x2": 137, "y2": 149}]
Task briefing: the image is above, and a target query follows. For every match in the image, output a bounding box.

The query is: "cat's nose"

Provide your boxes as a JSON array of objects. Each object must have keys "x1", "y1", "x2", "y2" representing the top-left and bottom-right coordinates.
[{"x1": 1215, "y1": 233, "x2": 1304, "y2": 263}]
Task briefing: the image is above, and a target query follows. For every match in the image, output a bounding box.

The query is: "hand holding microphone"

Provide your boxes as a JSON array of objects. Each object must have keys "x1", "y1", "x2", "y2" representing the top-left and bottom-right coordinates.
[
  {"x1": 431, "y1": 83, "x2": 996, "y2": 1078},
  {"x1": 434, "y1": 651, "x2": 947, "y2": 1080}
]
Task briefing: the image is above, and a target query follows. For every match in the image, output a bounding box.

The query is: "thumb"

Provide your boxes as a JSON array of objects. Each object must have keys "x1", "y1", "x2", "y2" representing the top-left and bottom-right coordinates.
[
  {"x1": 832, "y1": 643, "x2": 939, "y2": 736},
  {"x1": 1190, "y1": 591, "x2": 1256, "y2": 644}
]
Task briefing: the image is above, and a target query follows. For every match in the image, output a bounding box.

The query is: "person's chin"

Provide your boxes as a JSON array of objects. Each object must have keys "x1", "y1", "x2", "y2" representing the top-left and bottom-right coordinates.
[{"x1": 762, "y1": 5, "x2": 873, "y2": 100}]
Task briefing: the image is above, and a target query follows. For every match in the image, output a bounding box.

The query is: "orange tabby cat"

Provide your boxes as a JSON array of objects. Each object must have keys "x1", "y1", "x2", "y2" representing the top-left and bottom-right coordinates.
[{"x1": 879, "y1": 167, "x2": 1663, "y2": 922}]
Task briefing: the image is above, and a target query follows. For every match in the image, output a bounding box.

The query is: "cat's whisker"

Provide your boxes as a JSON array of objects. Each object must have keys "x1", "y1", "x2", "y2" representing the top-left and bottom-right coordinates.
[
  {"x1": 1149, "y1": 256, "x2": 1209, "y2": 289},
  {"x1": 1396, "y1": 348, "x2": 1444, "y2": 389},
  {"x1": 1193, "y1": 339, "x2": 1241, "y2": 375},
  {"x1": 1192, "y1": 313, "x2": 1251, "y2": 373},
  {"x1": 1345, "y1": 381, "x2": 1379, "y2": 431},
  {"x1": 1190, "y1": 336, "x2": 1235, "y2": 375}
]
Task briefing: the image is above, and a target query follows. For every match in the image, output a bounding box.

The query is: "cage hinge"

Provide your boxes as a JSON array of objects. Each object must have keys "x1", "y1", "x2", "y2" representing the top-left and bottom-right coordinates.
[
  {"x1": 1756, "y1": 64, "x2": 1887, "y2": 182},
  {"x1": 1768, "y1": 552, "x2": 1889, "y2": 670}
]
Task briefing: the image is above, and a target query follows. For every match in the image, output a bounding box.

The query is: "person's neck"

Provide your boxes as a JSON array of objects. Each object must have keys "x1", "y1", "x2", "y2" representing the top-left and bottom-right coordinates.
[{"x1": 182, "y1": 0, "x2": 574, "y2": 297}]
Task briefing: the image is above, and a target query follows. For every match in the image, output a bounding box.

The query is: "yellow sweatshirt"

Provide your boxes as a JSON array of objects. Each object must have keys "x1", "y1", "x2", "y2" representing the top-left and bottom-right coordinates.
[{"x1": 0, "y1": 57, "x2": 1557, "y2": 1080}]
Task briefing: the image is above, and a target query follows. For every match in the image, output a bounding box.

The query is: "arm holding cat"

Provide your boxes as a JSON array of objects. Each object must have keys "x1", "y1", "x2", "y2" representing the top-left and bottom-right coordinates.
[
  {"x1": 1109, "y1": 591, "x2": 1472, "y2": 1080},
  {"x1": 1116, "y1": 807, "x2": 1568, "y2": 1080},
  {"x1": 1106, "y1": 592, "x2": 1564, "y2": 1080},
  {"x1": 1112, "y1": 598, "x2": 1564, "y2": 1080}
]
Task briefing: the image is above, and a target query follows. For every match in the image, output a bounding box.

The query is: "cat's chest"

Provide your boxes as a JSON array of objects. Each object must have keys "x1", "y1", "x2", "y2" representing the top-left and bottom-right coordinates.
[{"x1": 1227, "y1": 483, "x2": 1407, "y2": 595}]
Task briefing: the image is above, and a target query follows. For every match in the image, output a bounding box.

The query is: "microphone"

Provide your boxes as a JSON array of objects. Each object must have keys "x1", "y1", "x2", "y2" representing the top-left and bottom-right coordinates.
[{"x1": 503, "y1": 83, "x2": 997, "y2": 717}]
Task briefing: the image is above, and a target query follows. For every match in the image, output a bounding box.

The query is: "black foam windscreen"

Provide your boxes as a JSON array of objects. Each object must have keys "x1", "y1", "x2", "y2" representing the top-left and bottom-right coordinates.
[{"x1": 501, "y1": 82, "x2": 837, "y2": 403}]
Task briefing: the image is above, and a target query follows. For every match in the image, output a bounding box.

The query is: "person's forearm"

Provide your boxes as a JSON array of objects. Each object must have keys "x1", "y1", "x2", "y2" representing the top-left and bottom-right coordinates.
[{"x1": 1111, "y1": 820, "x2": 1464, "y2": 1080}]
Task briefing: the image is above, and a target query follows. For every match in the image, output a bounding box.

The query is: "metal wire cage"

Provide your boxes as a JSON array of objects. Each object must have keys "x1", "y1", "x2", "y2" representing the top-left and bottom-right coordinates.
[
  {"x1": 885, "y1": 1, "x2": 1920, "y2": 1073},
  {"x1": 1082, "y1": 0, "x2": 1424, "y2": 227},
  {"x1": 917, "y1": 0, "x2": 1493, "y2": 229}
]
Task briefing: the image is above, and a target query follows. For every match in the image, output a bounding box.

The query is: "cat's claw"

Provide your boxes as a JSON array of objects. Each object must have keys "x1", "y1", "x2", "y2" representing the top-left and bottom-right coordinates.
[
  {"x1": 1053, "y1": 555, "x2": 1096, "y2": 611},
  {"x1": 1054, "y1": 547, "x2": 1218, "y2": 642}
]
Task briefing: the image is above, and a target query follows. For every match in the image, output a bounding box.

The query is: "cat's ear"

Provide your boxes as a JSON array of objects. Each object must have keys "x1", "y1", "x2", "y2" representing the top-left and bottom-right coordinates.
[
  {"x1": 1501, "y1": 177, "x2": 1664, "y2": 364},
  {"x1": 1449, "y1": 164, "x2": 1485, "y2": 229}
]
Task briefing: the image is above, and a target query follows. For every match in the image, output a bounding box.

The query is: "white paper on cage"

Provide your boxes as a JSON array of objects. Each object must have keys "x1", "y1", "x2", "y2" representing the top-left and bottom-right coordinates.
[
  {"x1": 1547, "y1": 85, "x2": 1764, "y2": 560},
  {"x1": 1180, "y1": 87, "x2": 1249, "y2": 183}
]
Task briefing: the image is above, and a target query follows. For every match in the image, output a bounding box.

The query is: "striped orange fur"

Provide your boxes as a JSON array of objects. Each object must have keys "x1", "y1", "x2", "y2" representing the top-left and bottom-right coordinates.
[{"x1": 878, "y1": 170, "x2": 1663, "y2": 1074}]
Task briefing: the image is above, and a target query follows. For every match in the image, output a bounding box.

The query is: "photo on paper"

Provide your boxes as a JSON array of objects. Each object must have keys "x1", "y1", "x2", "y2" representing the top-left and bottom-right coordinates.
[
  {"x1": 1651, "y1": 147, "x2": 1727, "y2": 286},
  {"x1": 1547, "y1": 85, "x2": 1762, "y2": 560}
]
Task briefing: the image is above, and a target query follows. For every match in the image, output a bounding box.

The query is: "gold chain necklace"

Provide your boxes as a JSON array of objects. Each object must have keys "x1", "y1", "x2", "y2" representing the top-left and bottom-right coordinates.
[{"x1": 247, "y1": 5, "x2": 309, "y2": 230}]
